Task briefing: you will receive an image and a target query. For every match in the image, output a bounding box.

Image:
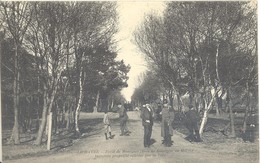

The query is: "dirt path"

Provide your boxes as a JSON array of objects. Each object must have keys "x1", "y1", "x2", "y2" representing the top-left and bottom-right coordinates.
[{"x1": 5, "y1": 111, "x2": 258, "y2": 163}]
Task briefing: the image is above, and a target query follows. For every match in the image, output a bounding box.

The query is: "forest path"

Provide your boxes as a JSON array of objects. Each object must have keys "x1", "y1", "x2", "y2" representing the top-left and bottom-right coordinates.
[{"x1": 5, "y1": 111, "x2": 258, "y2": 163}]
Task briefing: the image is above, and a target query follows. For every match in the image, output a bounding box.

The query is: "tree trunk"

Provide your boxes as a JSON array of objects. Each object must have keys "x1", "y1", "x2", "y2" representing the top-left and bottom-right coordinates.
[
  {"x1": 75, "y1": 67, "x2": 84, "y2": 134},
  {"x1": 53, "y1": 107, "x2": 57, "y2": 134},
  {"x1": 107, "y1": 98, "x2": 110, "y2": 112},
  {"x1": 176, "y1": 94, "x2": 180, "y2": 112},
  {"x1": 199, "y1": 90, "x2": 218, "y2": 134},
  {"x1": 228, "y1": 99, "x2": 236, "y2": 137},
  {"x1": 242, "y1": 105, "x2": 249, "y2": 133},
  {"x1": 66, "y1": 99, "x2": 74, "y2": 130},
  {"x1": 35, "y1": 88, "x2": 48, "y2": 145},
  {"x1": 10, "y1": 44, "x2": 20, "y2": 144},
  {"x1": 216, "y1": 95, "x2": 222, "y2": 115},
  {"x1": 189, "y1": 92, "x2": 193, "y2": 106},
  {"x1": 242, "y1": 83, "x2": 251, "y2": 132},
  {"x1": 169, "y1": 90, "x2": 173, "y2": 108},
  {"x1": 110, "y1": 97, "x2": 114, "y2": 110},
  {"x1": 66, "y1": 107, "x2": 70, "y2": 130},
  {"x1": 227, "y1": 88, "x2": 235, "y2": 137},
  {"x1": 35, "y1": 80, "x2": 58, "y2": 145},
  {"x1": 95, "y1": 90, "x2": 100, "y2": 112},
  {"x1": 215, "y1": 92, "x2": 220, "y2": 116}
]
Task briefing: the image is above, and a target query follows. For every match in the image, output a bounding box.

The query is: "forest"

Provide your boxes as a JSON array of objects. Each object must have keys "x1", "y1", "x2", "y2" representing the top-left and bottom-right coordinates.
[
  {"x1": 0, "y1": 0, "x2": 258, "y2": 150},
  {"x1": 0, "y1": 1, "x2": 129, "y2": 145},
  {"x1": 132, "y1": 1, "x2": 257, "y2": 136}
]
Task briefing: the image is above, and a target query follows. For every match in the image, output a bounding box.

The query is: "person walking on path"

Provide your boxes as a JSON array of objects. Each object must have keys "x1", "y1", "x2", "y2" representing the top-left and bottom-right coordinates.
[
  {"x1": 185, "y1": 104, "x2": 202, "y2": 142},
  {"x1": 161, "y1": 99, "x2": 175, "y2": 147},
  {"x1": 118, "y1": 104, "x2": 130, "y2": 136},
  {"x1": 103, "y1": 111, "x2": 114, "y2": 140},
  {"x1": 140, "y1": 103, "x2": 154, "y2": 148}
]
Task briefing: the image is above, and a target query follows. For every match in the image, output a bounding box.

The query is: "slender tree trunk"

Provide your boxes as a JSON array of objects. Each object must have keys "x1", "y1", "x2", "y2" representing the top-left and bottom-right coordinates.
[
  {"x1": 111, "y1": 97, "x2": 114, "y2": 110},
  {"x1": 243, "y1": 83, "x2": 251, "y2": 132},
  {"x1": 95, "y1": 90, "x2": 100, "y2": 112},
  {"x1": 189, "y1": 92, "x2": 193, "y2": 106},
  {"x1": 228, "y1": 95, "x2": 236, "y2": 137},
  {"x1": 242, "y1": 105, "x2": 249, "y2": 132},
  {"x1": 75, "y1": 67, "x2": 84, "y2": 134},
  {"x1": 66, "y1": 101, "x2": 72, "y2": 130},
  {"x1": 66, "y1": 109, "x2": 70, "y2": 130},
  {"x1": 169, "y1": 90, "x2": 173, "y2": 108},
  {"x1": 10, "y1": 44, "x2": 20, "y2": 144},
  {"x1": 215, "y1": 87, "x2": 220, "y2": 116},
  {"x1": 53, "y1": 106, "x2": 57, "y2": 134},
  {"x1": 177, "y1": 93, "x2": 181, "y2": 112},
  {"x1": 107, "y1": 98, "x2": 110, "y2": 112},
  {"x1": 199, "y1": 90, "x2": 218, "y2": 134}
]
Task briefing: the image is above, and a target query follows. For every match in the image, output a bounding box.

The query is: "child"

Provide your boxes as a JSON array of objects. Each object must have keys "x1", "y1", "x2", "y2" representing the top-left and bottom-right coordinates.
[{"x1": 103, "y1": 110, "x2": 113, "y2": 140}]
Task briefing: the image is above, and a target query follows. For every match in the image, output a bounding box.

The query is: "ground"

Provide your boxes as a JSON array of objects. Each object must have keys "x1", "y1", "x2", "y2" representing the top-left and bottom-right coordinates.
[{"x1": 2, "y1": 111, "x2": 259, "y2": 163}]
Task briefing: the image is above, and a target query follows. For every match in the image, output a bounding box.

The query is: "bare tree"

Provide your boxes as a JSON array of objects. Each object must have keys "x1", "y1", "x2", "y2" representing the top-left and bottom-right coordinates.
[{"x1": 0, "y1": 2, "x2": 33, "y2": 144}]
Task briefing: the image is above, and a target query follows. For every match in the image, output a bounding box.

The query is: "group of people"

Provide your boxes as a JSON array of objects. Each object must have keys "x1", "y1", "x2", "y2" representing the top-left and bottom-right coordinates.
[
  {"x1": 140, "y1": 99, "x2": 203, "y2": 148},
  {"x1": 140, "y1": 99, "x2": 176, "y2": 148},
  {"x1": 103, "y1": 100, "x2": 202, "y2": 148},
  {"x1": 103, "y1": 104, "x2": 131, "y2": 140},
  {"x1": 103, "y1": 99, "x2": 257, "y2": 147}
]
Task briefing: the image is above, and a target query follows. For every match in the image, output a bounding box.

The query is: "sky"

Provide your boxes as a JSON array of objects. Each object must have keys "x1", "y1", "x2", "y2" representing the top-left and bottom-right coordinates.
[{"x1": 115, "y1": 1, "x2": 166, "y2": 101}]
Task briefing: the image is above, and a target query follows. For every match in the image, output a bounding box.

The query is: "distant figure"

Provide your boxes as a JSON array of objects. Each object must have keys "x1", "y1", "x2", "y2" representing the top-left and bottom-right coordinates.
[
  {"x1": 117, "y1": 105, "x2": 130, "y2": 136},
  {"x1": 185, "y1": 105, "x2": 202, "y2": 142},
  {"x1": 161, "y1": 99, "x2": 175, "y2": 147},
  {"x1": 103, "y1": 111, "x2": 114, "y2": 140},
  {"x1": 244, "y1": 110, "x2": 258, "y2": 143},
  {"x1": 156, "y1": 103, "x2": 162, "y2": 121},
  {"x1": 140, "y1": 103, "x2": 154, "y2": 148}
]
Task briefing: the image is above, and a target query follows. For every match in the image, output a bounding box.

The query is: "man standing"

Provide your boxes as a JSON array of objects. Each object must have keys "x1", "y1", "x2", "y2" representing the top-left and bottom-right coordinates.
[
  {"x1": 141, "y1": 103, "x2": 153, "y2": 148},
  {"x1": 161, "y1": 99, "x2": 175, "y2": 147},
  {"x1": 185, "y1": 105, "x2": 202, "y2": 142},
  {"x1": 103, "y1": 111, "x2": 114, "y2": 140},
  {"x1": 118, "y1": 104, "x2": 130, "y2": 136}
]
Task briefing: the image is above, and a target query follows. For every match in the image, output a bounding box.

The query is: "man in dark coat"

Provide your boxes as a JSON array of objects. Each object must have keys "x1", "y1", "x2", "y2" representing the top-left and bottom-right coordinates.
[
  {"x1": 140, "y1": 103, "x2": 153, "y2": 147},
  {"x1": 161, "y1": 99, "x2": 175, "y2": 147},
  {"x1": 185, "y1": 105, "x2": 202, "y2": 142}
]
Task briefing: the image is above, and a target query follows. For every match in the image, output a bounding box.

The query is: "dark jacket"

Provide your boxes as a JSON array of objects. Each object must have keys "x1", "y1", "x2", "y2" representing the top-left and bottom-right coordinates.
[
  {"x1": 141, "y1": 106, "x2": 153, "y2": 127},
  {"x1": 185, "y1": 109, "x2": 200, "y2": 127}
]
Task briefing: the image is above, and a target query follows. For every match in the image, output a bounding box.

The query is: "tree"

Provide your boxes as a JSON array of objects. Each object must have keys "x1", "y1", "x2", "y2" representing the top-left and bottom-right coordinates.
[
  {"x1": 131, "y1": 71, "x2": 163, "y2": 105},
  {"x1": 24, "y1": 2, "x2": 70, "y2": 145},
  {"x1": 0, "y1": 1, "x2": 33, "y2": 144},
  {"x1": 65, "y1": 2, "x2": 118, "y2": 135},
  {"x1": 134, "y1": 1, "x2": 257, "y2": 137}
]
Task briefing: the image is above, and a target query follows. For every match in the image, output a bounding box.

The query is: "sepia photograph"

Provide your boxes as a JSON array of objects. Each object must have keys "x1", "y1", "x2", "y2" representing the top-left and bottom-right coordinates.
[{"x1": 0, "y1": 0, "x2": 258, "y2": 163}]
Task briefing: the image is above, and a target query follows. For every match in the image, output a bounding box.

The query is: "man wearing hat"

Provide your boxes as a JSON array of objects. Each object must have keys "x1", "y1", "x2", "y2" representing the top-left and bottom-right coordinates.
[
  {"x1": 185, "y1": 104, "x2": 202, "y2": 142},
  {"x1": 140, "y1": 102, "x2": 154, "y2": 147}
]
